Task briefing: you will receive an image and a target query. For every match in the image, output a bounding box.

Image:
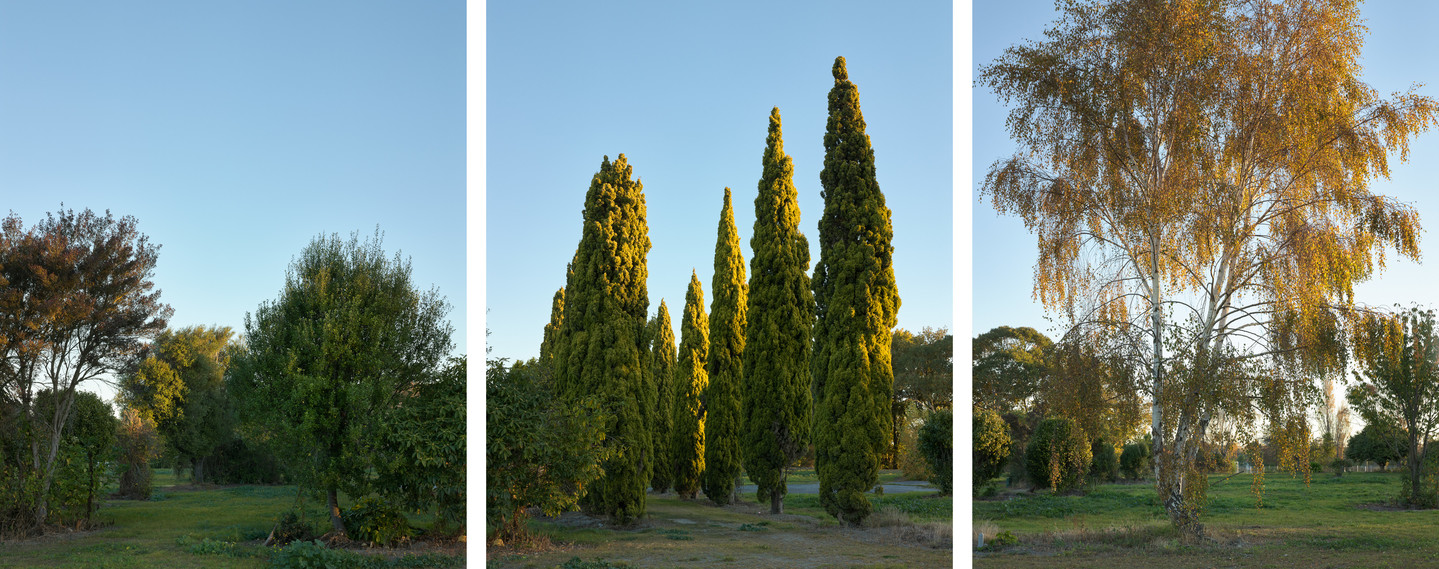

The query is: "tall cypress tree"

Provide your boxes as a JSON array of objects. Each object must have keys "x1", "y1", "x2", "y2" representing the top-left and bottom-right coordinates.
[
  {"x1": 649, "y1": 300, "x2": 678, "y2": 494},
  {"x1": 811, "y1": 57, "x2": 900, "y2": 526},
  {"x1": 539, "y1": 287, "x2": 564, "y2": 366},
  {"x1": 703, "y1": 188, "x2": 747, "y2": 505},
  {"x1": 552, "y1": 154, "x2": 653, "y2": 524},
  {"x1": 672, "y1": 271, "x2": 709, "y2": 499},
  {"x1": 742, "y1": 107, "x2": 815, "y2": 514}
]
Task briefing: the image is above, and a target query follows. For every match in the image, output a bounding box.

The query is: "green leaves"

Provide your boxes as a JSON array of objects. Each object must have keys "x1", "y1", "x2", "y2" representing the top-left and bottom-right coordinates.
[
  {"x1": 704, "y1": 188, "x2": 746, "y2": 506},
  {"x1": 742, "y1": 108, "x2": 815, "y2": 513},
  {"x1": 233, "y1": 230, "x2": 453, "y2": 534},
  {"x1": 552, "y1": 154, "x2": 652, "y2": 524},
  {"x1": 672, "y1": 272, "x2": 709, "y2": 500},
  {"x1": 812, "y1": 56, "x2": 898, "y2": 526}
]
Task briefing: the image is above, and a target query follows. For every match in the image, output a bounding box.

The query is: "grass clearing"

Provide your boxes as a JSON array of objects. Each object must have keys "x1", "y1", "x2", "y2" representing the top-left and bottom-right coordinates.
[
  {"x1": 1, "y1": 469, "x2": 464, "y2": 568},
  {"x1": 974, "y1": 471, "x2": 1439, "y2": 568},
  {"x1": 490, "y1": 490, "x2": 952, "y2": 568}
]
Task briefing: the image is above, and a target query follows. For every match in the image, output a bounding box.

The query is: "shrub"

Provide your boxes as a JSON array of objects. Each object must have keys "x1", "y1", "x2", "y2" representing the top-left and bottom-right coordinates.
[
  {"x1": 1120, "y1": 441, "x2": 1151, "y2": 480},
  {"x1": 918, "y1": 410, "x2": 952, "y2": 494},
  {"x1": 342, "y1": 496, "x2": 414, "y2": 547},
  {"x1": 1088, "y1": 437, "x2": 1118, "y2": 483},
  {"x1": 1025, "y1": 418, "x2": 1091, "y2": 492},
  {"x1": 116, "y1": 408, "x2": 157, "y2": 500},
  {"x1": 1331, "y1": 458, "x2": 1353, "y2": 477},
  {"x1": 897, "y1": 405, "x2": 934, "y2": 481},
  {"x1": 487, "y1": 358, "x2": 612, "y2": 543},
  {"x1": 972, "y1": 407, "x2": 1010, "y2": 494},
  {"x1": 269, "y1": 510, "x2": 317, "y2": 546}
]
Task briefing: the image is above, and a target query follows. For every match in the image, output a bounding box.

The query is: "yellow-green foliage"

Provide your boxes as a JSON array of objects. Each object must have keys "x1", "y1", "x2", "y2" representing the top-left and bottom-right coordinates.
[
  {"x1": 704, "y1": 188, "x2": 747, "y2": 506},
  {"x1": 1026, "y1": 418, "x2": 1091, "y2": 492},
  {"x1": 973, "y1": 406, "x2": 1011, "y2": 493},
  {"x1": 741, "y1": 108, "x2": 815, "y2": 514},
  {"x1": 812, "y1": 56, "x2": 899, "y2": 526},
  {"x1": 539, "y1": 287, "x2": 564, "y2": 366},
  {"x1": 649, "y1": 301, "x2": 678, "y2": 494},
  {"x1": 672, "y1": 272, "x2": 709, "y2": 500},
  {"x1": 551, "y1": 154, "x2": 652, "y2": 524}
]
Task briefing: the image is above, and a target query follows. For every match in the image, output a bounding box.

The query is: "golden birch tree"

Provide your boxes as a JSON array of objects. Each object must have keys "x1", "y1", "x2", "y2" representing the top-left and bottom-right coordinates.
[{"x1": 980, "y1": 0, "x2": 1436, "y2": 538}]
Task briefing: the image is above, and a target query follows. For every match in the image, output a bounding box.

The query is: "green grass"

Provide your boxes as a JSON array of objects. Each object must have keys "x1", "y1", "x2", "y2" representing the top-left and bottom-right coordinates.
[
  {"x1": 974, "y1": 471, "x2": 1439, "y2": 568},
  {"x1": 1, "y1": 473, "x2": 463, "y2": 569}
]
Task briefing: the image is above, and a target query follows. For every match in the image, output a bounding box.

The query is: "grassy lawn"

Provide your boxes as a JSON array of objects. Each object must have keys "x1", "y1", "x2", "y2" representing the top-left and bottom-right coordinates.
[
  {"x1": 1, "y1": 469, "x2": 464, "y2": 569},
  {"x1": 974, "y1": 471, "x2": 1439, "y2": 568},
  {"x1": 490, "y1": 487, "x2": 952, "y2": 569}
]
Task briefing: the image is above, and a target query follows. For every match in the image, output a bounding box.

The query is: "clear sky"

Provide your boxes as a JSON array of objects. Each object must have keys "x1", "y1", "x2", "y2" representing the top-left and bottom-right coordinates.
[
  {"x1": 0, "y1": 1, "x2": 467, "y2": 404},
  {"x1": 485, "y1": 1, "x2": 954, "y2": 363},
  {"x1": 973, "y1": 0, "x2": 1439, "y2": 341}
]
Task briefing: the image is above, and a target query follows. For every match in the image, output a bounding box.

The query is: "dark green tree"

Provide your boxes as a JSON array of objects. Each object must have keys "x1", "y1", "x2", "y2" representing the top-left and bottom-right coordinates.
[
  {"x1": 539, "y1": 287, "x2": 564, "y2": 366},
  {"x1": 231, "y1": 230, "x2": 453, "y2": 537},
  {"x1": 742, "y1": 107, "x2": 815, "y2": 515},
  {"x1": 649, "y1": 301, "x2": 678, "y2": 494},
  {"x1": 551, "y1": 154, "x2": 653, "y2": 523},
  {"x1": 704, "y1": 188, "x2": 747, "y2": 506},
  {"x1": 811, "y1": 56, "x2": 900, "y2": 526},
  {"x1": 1345, "y1": 421, "x2": 1407, "y2": 470},
  {"x1": 672, "y1": 272, "x2": 709, "y2": 500},
  {"x1": 917, "y1": 410, "x2": 952, "y2": 495},
  {"x1": 377, "y1": 355, "x2": 466, "y2": 531}
]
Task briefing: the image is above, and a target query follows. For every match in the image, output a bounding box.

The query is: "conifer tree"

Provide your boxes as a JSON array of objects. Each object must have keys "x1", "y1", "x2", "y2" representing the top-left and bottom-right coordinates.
[
  {"x1": 810, "y1": 57, "x2": 900, "y2": 526},
  {"x1": 741, "y1": 108, "x2": 815, "y2": 514},
  {"x1": 539, "y1": 287, "x2": 564, "y2": 366},
  {"x1": 703, "y1": 188, "x2": 747, "y2": 505},
  {"x1": 649, "y1": 300, "x2": 678, "y2": 494},
  {"x1": 552, "y1": 154, "x2": 653, "y2": 524},
  {"x1": 672, "y1": 271, "x2": 709, "y2": 499}
]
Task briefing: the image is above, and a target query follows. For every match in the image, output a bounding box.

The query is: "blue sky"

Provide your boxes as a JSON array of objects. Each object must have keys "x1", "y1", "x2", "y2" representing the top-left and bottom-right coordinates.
[
  {"x1": 0, "y1": 1, "x2": 467, "y2": 403},
  {"x1": 973, "y1": 0, "x2": 1439, "y2": 342},
  {"x1": 485, "y1": 1, "x2": 954, "y2": 362}
]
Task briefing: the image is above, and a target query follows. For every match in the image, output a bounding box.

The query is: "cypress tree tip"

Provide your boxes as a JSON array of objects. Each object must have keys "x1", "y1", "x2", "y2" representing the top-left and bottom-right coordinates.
[
  {"x1": 723, "y1": 187, "x2": 732, "y2": 203},
  {"x1": 833, "y1": 56, "x2": 848, "y2": 81}
]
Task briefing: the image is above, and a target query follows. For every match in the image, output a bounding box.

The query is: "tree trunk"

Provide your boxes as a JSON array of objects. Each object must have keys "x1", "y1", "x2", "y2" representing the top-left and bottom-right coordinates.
[
  {"x1": 327, "y1": 487, "x2": 346, "y2": 537},
  {"x1": 770, "y1": 489, "x2": 783, "y2": 514},
  {"x1": 193, "y1": 456, "x2": 205, "y2": 484},
  {"x1": 1409, "y1": 433, "x2": 1422, "y2": 506}
]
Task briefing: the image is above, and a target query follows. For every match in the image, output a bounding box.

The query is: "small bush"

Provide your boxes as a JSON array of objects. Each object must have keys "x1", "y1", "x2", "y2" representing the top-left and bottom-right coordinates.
[
  {"x1": 1089, "y1": 437, "x2": 1118, "y2": 483},
  {"x1": 1120, "y1": 441, "x2": 1151, "y2": 480},
  {"x1": 1332, "y1": 458, "x2": 1353, "y2": 477},
  {"x1": 343, "y1": 496, "x2": 414, "y2": 547},
  {"x1": 269, "y1": 510, "x2": 316, "y2": 546},
  {"x1": 1026, "y1": 418, "x2": 1091, "y2": 492},
  {"x1": 972, "y1": 407, "x2": 1011, "y2": 495},
  {"x1": 918, "y1": 410, "x2": 953, "y2": 494}
]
